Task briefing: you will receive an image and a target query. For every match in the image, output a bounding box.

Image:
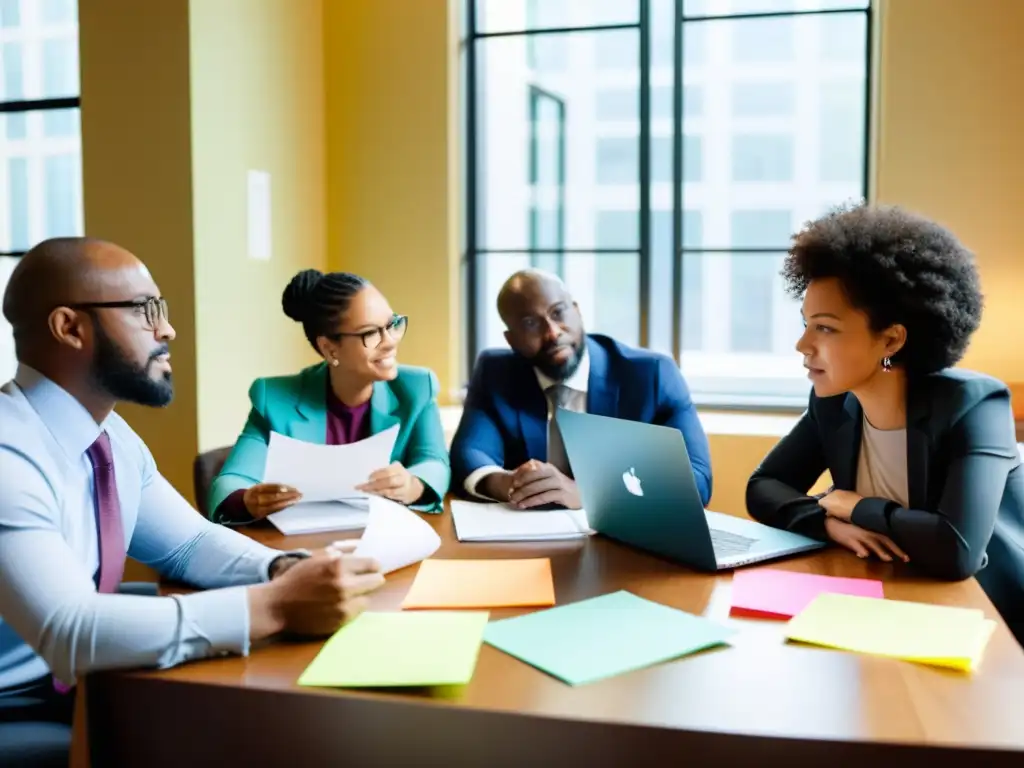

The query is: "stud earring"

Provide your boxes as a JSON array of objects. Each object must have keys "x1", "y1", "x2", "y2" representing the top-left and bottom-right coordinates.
[
  {"x1": 882, "y1": 356, "x2": 892, "y2": 372},
  {"x1": 331, "y1": 358, "x2": 340, "y2": 368}
]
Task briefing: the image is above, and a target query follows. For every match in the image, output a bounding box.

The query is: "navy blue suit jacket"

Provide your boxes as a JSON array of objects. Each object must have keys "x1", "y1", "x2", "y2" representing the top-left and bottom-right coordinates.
[{"x1": 450, "y1": 334, "x2": 713, "y2": 505}]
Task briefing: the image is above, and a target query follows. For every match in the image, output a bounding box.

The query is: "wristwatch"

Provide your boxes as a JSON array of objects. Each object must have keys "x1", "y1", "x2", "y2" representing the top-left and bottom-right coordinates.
[{"x1": 268, "y1": 550, "x2": 311, "y2": 580}]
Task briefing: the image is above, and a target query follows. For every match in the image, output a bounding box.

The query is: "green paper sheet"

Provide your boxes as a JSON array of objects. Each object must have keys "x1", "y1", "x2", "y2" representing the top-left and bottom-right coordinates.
[
  {"x1": 298, "y1": 610, "x2": 490, "y2": 688},
  {"x1": 483, "y1": 590, "x2": 733, "y2": 686}
]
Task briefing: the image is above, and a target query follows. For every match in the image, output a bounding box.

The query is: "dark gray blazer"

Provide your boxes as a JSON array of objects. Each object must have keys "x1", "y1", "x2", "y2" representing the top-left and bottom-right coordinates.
[{"x1": 746, "y1": 368, "x2": 1024, "y2": 645}]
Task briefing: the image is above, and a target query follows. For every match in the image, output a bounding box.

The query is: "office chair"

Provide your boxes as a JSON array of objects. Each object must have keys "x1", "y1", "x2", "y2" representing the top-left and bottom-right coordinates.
[
  {"x1": 192, "y1": 447, "x2": 232, "y2": 519},
  {"x1": 0, "y1": 720, "x2": 71, "y2": 768}
]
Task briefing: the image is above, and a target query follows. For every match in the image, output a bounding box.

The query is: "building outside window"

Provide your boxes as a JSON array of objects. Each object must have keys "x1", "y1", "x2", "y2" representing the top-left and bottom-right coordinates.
[
  {"x1": 464, "y1": 0, "x2": 871, "y2": 407},
  {"x1": 0, "y1": 0, "x2": 81, "y2": 382}
]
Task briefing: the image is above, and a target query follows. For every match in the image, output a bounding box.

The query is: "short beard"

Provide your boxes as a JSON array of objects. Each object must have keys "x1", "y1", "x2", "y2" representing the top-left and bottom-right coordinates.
[
  {"x1": 92, "y1": 324, "x2": 174, "y2": 408},
  {"x1": 533, "y1": 339, "x2": 584, "y2": 382}
]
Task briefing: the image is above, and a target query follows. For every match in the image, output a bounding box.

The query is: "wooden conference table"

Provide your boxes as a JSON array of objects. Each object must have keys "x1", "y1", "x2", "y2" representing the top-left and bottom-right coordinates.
[{"x1": 84, "y1": 501, "x2": 1024, "y2": 767}]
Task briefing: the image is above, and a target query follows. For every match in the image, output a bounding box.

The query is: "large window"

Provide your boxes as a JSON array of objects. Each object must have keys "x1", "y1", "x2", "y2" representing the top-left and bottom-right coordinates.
[
  {"x1": 0, "y1": 0, "x2": 81, "y2": 381},
  {"x1": 464, "y1": 0, "x2": 871, "y2": 406}
]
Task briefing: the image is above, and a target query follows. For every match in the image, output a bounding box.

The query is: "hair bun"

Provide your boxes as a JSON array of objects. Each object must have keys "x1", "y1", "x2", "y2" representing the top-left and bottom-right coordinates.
[{"x1": 282, "y1": 269, "x2": 324, "y2": 322}]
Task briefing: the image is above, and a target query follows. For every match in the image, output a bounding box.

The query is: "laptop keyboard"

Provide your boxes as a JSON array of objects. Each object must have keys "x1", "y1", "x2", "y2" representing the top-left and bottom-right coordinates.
[{"x1": 711, "y1": 528, "x2": 757, "y2": 558}]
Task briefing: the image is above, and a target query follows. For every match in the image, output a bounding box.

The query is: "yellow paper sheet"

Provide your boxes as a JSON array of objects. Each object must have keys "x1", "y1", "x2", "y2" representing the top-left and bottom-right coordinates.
[
  {"x1": 785, "y1": 594, "x2": 995, "y2": 672},
  {"x1": 402, "y1": 558, "x2": 556, "y2": 609}
]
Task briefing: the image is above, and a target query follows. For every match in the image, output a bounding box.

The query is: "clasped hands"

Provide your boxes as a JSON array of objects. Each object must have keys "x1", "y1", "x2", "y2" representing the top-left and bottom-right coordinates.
[
  {"x1": 817, "y1": 488, "x2": 909, "y2": 563},
  {"x1": 243, "y1": 462, "x2": 424, "y2": 519},
  {"x1": 484, "y1": 459, "x2": 581, "y2": 510}
]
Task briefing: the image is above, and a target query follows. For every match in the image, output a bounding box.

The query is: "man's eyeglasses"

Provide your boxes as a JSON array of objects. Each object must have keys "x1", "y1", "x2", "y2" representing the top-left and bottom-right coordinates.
[
  {"x1": 67, "y1": 297, "x2": 169, "y2": 331},
  {"x1": 330, "y1": 314, "x2": 408, "y2": 349},
  {"x1": 518, "y1": 303, "x2": 570, "y2": 335}
]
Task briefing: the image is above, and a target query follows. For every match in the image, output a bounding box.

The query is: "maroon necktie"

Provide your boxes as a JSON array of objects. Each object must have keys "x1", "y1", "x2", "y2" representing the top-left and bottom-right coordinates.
[
  {"x1": 87, "y1": 431, "x2": 126, "y2": 593},
  {"x1": 54, "y1": 432, "x2": 126, "y2": 693}
]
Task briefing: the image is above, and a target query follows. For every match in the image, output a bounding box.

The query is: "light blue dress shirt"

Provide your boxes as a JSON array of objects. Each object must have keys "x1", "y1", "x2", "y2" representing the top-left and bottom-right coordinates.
[{"x1": 0, "y1": 366, "x2": 294, "y2": 690}]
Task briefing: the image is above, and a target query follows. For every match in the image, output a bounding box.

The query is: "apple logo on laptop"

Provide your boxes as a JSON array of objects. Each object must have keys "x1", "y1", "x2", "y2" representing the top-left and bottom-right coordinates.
[{"x1": 622, "y1": 467, "x2": 643, "y2": 497}]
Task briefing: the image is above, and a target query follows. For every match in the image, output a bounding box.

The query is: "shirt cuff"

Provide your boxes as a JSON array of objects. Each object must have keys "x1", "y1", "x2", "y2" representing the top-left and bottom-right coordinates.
[
  {"x1": 464, "y1": 465, "x2": 510, "y2": 500},
  {"x1": 174, "y1": 586, "x2": 253, "y2": 659},
  {"x1": 213, "y1": 489, "x2": 255, "y2": 526}
]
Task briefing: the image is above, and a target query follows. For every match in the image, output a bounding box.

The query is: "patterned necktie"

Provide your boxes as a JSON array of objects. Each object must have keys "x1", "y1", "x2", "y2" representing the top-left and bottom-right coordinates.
[
  {"x1": 545, "y1": 384, "x2": 573, "y2": 476},
  {"x1": 54, "y1": 432, "x2": 126, "y2": 692}
]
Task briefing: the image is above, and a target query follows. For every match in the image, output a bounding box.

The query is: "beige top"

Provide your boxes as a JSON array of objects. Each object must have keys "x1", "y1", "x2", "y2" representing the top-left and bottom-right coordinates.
[{"x1": 855, "y1": 415, "x2": 910, "y2": 508}]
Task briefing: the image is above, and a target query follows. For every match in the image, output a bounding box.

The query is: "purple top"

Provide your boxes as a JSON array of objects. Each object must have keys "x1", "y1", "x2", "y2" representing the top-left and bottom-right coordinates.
[
  {"x1": 214, "y1": 385, "x2": 372, "y2": 523},
  {"x1": 325, "y1": 387, "x2": 371, "y2": 445}
]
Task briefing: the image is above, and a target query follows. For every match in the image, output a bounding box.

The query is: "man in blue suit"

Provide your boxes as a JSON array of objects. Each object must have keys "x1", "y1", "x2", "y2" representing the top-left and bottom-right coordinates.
[{"x1": 450, "y1": 269, "x2": 712, "y2": 509}]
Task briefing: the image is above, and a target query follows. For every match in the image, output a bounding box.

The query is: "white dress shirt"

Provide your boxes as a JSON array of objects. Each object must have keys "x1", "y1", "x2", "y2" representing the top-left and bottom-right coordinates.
[
  {"x1": 0, "y1": 366, "x2": 297, "y2": 690},
  {"x1": 464, "y1": 346, "x2": 590, "y2": 499}
]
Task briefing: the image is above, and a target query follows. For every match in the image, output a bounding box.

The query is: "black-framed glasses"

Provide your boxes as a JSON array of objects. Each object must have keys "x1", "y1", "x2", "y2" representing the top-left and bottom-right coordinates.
[
  {"x1": 330, "y1": 314, "x2": 408, "y2": 349},
  {"x1": 66, "y1": 297, "x2": 169, "y2": 331}
]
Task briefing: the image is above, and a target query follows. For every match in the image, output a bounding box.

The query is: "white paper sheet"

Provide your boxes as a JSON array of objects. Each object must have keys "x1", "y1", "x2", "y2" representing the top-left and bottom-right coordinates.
[
  {"x1": 262, "y1": 425, "x2": 400, "y2": 503},
  {"x1": 267, "y1": 500, "x2": 369, "y2": 536},
  {"x1": 351, "y1": 497, "x2": 441, "y2": 574},
  {"x1": 450, "y1": 500, "x2": 592, "y2": 542}
]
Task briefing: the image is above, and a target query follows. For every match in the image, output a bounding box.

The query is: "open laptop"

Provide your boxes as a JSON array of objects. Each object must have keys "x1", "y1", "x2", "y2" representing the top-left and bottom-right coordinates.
[{"x1": 555, "y1": 409, "x2": 826, "y2": 571}]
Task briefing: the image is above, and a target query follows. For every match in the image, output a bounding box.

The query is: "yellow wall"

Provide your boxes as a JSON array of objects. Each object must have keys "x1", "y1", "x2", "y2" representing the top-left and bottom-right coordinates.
[
  {"x1": 323, "y1": 0, "x2": 461, "y2": 402},
  {"x1": 81, "y1": 0, "x2": 327, "y2": 491},
  {"x1": 189, "y1": 0, "x2": 327, "y2": 452},
  {"x1": 80, "y1": 1, "x2": 328, "y2": 579},
  {"x1": 876, "y1": 0, "x2": 1024, "y2": 384},
  {"x1": 78, "y1": 0, "x2": 198, "y2": 502},
  {"x1": 707, "y1": 434, "x2": 782, "y2": 515}
]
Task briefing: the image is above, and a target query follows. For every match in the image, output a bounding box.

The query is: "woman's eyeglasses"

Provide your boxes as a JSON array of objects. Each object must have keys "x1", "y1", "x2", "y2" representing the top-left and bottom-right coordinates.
[{"x1": 331, "y1": 314, "x2": 409, "y2": 349}]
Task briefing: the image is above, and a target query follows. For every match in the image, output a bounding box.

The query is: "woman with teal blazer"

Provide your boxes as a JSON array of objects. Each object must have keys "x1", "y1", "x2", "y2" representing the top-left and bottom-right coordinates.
[{"x1": 209, "y1": 269, "x2": 450, "y2": 524}]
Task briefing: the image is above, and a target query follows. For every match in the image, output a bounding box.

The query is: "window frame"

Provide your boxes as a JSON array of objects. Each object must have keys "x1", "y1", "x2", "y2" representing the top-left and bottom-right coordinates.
[
  {"x1": 1, "y1": 0, "x2": 81, "y2": 261},
  {"x1": 462, "y1": 0, "x2": 873, "y2": 410}
]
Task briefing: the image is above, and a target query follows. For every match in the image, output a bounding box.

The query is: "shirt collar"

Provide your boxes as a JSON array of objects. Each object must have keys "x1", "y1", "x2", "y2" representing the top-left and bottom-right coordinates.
[
  {"x1": 14, "y1": 364, "x2": 106, "y2": 460},
  {"x1": 534, "y1": 343, "x2": 590, "y2": 394}
]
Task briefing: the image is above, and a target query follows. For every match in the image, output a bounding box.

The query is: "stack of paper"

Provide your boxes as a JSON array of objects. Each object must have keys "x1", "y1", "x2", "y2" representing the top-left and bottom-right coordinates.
[
  {"x1": 351, "y1": 497, "x2": 441, "y2": 574},
  {"x1": 450, "y1": 500, "x2": 592, "y2": 542},
  {"x1": 267, "y1": 500, "x2": 368, "y2": 536},
  {"x1": 729, "y1": 569, "x2": 884, "y2": 619},
  {"x1": 298, "y1": 611, "x2": 489, "y2": 688},
  {"x1": 402, "y1": 558, "x2": 556, "y2": 609},
  {"x1": 784, "y1": 593, "x2": 997, "y2": 672},
  {"x1": 483, "y1": 590, "x2": 734, "y2": 685}
]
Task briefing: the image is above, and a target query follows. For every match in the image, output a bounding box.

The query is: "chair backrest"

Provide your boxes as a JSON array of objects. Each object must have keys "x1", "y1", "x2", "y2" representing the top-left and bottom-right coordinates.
[{"x1": 193, "y1": 447, "x2": 232, "y2": 518}]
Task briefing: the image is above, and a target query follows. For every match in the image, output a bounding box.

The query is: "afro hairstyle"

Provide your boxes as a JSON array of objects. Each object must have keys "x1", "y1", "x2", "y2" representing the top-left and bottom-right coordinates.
[{"x1": 781, "y1": 203, "x2": 983, "y2": 376}]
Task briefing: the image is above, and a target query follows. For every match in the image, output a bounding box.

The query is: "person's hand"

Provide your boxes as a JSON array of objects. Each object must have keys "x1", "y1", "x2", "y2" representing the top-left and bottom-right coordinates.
[
  {"x1": 253, "y1": 542, "x2": 384, "y2": 639},
  {"x1": 243, "y1": 483, "x2": 302, "y2": 519},
  {"x1": 824, "y1": 517, "x2": 909, "y2": 563},
  {"x1": 356, "y1": 461, "x2": 425, "y2": 504},
  {"x1": 508, "y1": 459, "x2": 581, "y2": 510},
  {"x1": 818, "y1": 488, "x2": 861, "y2": 521},
  {"x1": 479, "y1": 471, "x2": 515, "y2": 504}
]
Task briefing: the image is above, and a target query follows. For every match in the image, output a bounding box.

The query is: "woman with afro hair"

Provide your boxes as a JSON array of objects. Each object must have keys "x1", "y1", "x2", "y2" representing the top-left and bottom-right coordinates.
[{"x1": 746, "y1": 204, "x2": 1024, "y2": 645}]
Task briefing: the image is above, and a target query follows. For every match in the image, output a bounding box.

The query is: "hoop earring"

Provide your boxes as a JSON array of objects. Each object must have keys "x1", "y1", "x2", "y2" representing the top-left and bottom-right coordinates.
[{"x1": 882, "y1": 356, "x2": 892, "y2": 373}]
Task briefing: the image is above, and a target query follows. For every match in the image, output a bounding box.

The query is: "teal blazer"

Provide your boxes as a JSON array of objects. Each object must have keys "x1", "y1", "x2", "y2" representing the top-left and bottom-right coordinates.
[{"x1": 208, "y1": 362, "x2": 450, "y2": 516}]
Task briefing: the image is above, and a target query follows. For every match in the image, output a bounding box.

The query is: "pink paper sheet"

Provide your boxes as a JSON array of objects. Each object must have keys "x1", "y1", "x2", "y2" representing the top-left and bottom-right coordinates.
[{"x1": 730, "y1": 568, "x2": 884, "y2": 619}]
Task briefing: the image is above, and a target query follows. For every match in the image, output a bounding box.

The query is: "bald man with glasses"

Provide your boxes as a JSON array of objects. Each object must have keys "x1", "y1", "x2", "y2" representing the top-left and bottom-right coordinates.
[{"x1": 0, "y1": 240, "x2": 383, "y2": 766}]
